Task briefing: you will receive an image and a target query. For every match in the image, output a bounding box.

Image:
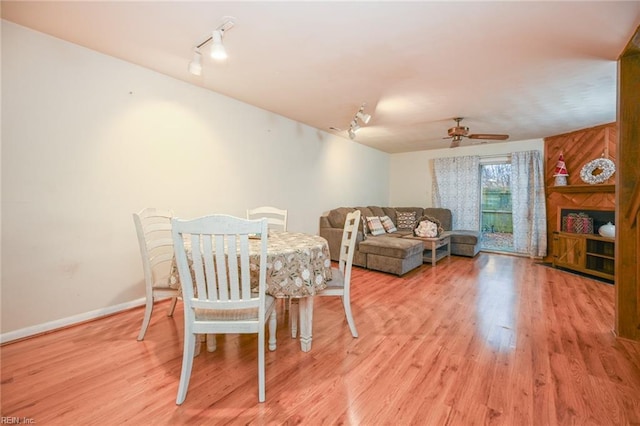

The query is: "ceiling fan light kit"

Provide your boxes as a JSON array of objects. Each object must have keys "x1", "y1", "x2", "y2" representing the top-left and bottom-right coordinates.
[
  {"x1": 444, "y1": 117, "x2": 509, "y2": 148},
  {"x1": 188, "y1": 17, "x2": 236, "y2": 75}
]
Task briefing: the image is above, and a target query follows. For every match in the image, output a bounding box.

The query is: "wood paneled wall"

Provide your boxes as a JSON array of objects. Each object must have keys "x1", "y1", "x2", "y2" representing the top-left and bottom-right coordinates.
[
  {"x1": 543, "y1": 123, "x2": 617, "y2": 263},
  {"x1": 616, "y1": 27, "x2": 640, "y2": 342}
]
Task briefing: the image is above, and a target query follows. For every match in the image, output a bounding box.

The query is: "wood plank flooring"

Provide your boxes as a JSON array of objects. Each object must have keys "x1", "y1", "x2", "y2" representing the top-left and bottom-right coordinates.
[{"x1": 2, "y1": 253, "x2": 640, "y2": 425}]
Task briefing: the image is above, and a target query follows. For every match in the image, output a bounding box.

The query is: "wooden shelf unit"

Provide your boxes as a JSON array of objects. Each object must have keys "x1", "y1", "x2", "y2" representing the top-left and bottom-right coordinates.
[{"x1": 553, "y1": 231, "x2": 614, "y2": 281}]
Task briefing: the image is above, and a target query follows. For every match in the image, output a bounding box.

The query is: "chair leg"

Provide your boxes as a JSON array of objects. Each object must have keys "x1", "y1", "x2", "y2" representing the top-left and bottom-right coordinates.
[
  {"x1": 176, "y1": 331, "x2": 196, "y2": 405},
  {"x1": 268, "y1": 310, "x2": 277, "y2": 351},
  {"x1": 137, "y1": 297, "x2": 154, "y2": 341},
  {"x1": 289, "y1": 298, "x2": 299, "y2": 338},
  {"x1": 258, "y1": 328, "x2": 266, "y2": 402},
  {"x1": 342, "y1": 296, "x2": 358, "y2": 338},
  {"x1": 167, "y1": 296, "x2": 178, "y2": 317}
]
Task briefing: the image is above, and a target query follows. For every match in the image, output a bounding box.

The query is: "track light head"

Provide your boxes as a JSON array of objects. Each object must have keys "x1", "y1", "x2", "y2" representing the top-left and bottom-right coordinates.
[
  {"x1": 188, "y1": 48, "x2": 203, "y2": 75},
  {"x1": 356, "y1": 111, "x2": 371, "y2": 124},
  {"x1": 210, "y1": 30, "x2": 227, "y2": 61},
  {"x1": 348, "y1": 120, "x2": 361, "y2": 139}
]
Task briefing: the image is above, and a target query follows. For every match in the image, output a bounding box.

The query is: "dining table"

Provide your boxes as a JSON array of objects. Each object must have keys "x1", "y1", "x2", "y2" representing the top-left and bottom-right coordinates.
[{"x1": 170, "y1": 230, "x2": 332, "y2": 352}]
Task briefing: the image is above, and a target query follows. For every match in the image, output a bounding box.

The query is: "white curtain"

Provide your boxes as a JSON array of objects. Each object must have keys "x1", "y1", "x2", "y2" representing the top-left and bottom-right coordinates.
[
  {"x1": 510, "y1": 150, "x2": 547, "y2": 257},
  {"x1": 432, "y1": 156, "x2": 480, "y2": 230}
]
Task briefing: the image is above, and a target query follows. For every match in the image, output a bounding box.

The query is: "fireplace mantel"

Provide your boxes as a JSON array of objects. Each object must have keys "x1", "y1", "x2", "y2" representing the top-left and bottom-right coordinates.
[{"x1": 548, "y1": 184, "x2": 615, "y2": 194}]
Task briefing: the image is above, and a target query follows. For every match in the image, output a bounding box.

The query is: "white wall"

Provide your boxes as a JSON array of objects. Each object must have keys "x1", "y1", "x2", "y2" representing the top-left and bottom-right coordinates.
[
  {"x1": 1, "y1": 21, "x2": 389, "y2": 338},
  {"x1": 389, "y1": 139, "x2": 544, "y2": 207}
]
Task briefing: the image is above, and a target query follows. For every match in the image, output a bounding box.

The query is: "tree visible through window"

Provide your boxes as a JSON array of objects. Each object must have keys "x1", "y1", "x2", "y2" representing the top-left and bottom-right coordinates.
[{"x1": 481, "y1": 163, "x2": 514, "y2": 252}]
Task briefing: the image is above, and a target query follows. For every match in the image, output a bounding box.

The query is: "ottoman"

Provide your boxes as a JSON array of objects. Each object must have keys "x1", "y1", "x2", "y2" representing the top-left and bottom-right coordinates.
[
  {"x1": 358, "y1": 236, "x2": 424, "y2": 276},
  {"x1": 444, "y1": 230, "x2": 481, "y2": 257}
]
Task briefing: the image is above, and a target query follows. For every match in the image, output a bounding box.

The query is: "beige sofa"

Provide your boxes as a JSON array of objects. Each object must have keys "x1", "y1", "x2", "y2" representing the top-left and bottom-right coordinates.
[{"x1": 319, "y1": 206, "x2": 480, "y2": 275}]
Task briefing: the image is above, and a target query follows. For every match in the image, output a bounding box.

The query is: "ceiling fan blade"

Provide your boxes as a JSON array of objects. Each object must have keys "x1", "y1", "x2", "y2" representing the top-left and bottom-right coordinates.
[{"x1": 468, "y1": 133, "x2": 509, "y2": 141}]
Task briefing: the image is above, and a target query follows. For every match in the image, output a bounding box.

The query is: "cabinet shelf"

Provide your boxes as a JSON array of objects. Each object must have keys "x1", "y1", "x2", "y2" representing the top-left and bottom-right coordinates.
[
  {"x1": 553, "y1": 232, "x2": 615, "y2": 281},
  {"x1": 586, "y1": 252, "x2": 614, "y2": 260},
  {"x1": 549, "y1": 184, "x2": 614, "y2": 193}
]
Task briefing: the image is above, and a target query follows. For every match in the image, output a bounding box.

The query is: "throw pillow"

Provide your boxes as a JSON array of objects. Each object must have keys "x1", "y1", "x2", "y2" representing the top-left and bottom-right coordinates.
[
  {"x1": 380, "y1": 215, "x2": 397, "y2": 233},
  {"x1": 366, "y1": 216, "x2": 386, "y2": 236},
  {"x1": 396, "y1": 211, "x2": 417, "y2": 230},
  {"x1": 361, "y1": 216, "x2": 368, "y2": 240},
  {"x1": 415, "y1": 220, "x2": 438, "y2": 238},
  {"x1": 415, "y1": 215, "x2": 444, "y2": 237}
]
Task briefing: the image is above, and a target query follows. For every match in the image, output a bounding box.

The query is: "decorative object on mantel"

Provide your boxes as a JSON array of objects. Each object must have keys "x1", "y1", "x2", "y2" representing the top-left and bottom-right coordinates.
[
  {"x1": 598, "y1": 222, "x2": 615, "y2": 238},
  {"x1": 580, "y1": 155, "x2": 616, "y2": 184},
  {"x1": 553, "y1": 153, "x2": 569, "y2": 186}
]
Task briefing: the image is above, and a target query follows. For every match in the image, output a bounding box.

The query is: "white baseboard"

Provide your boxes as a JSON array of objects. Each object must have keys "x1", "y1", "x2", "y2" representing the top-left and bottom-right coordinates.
[{"x1": 0, "y1": 298, "x2": 146, "y2": 344}]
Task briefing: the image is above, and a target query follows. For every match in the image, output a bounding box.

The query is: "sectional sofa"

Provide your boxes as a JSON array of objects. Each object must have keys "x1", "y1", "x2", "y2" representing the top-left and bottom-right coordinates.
[{"x1": 319, "y1": 206, "x2": 480, "y2": 275}]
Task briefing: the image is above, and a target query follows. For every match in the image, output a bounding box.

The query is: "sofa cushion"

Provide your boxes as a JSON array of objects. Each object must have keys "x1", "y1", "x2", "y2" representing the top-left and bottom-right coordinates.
[
  {"x1": 380, "y1": 215, "x2": 397, "y2": 233},
  {"x1": 368, "y1": 206, "x2": 386, "y2": 218},
  {"x1": 382, "y1": 207, "x2": 397, "y2": 224},
  {"x1": 359, "y1": 236, "x2": 424, "y2": 259},
  {"x1": 366, "y1": 216, "x2": 385, "y2": 236},
  {"x1": 446, "y1": 230, "x2": 480, "y2": 245},
  {"x1": 327, "y1": 207, "x2": 355, "y2": 229},
  {"x1": 396, "y1": 211, "x2": 418, "y2": 230}
]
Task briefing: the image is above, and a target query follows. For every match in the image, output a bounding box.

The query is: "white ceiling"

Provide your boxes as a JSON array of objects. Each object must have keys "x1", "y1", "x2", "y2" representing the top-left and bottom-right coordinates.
[{"x1": 3, "y1": 1, "x2": 639, "y2": 153}]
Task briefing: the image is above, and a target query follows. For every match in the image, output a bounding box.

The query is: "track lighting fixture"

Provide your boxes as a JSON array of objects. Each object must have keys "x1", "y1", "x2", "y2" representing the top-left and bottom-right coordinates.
[
  {"x1": 348, "y1": 103, "x2": 371, "y2": 140},
  {"x1": 188, "y1": 17, "x2": 236, "y2": 75}
]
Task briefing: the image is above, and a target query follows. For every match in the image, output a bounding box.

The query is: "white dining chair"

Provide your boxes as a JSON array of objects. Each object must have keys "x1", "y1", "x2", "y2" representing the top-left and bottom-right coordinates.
[
  {"x1": 133, "y1": 208, "x2": 180, "y2": 341},
  {"x1": 247, "y1": 206, "x2": 291, "y2": 316},
  {"x1": 246, "y1": 206, "x2": 288, "y2": 232},
  {"x1": 290, "y1": 209, "x2": 361, "y2": 338},
  {"x1": 171, "y1": 214, "x2": 277, "y2": 405}
]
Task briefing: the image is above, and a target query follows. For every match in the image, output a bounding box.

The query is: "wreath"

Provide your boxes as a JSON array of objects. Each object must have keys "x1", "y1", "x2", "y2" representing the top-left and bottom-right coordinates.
[{"x1": 580, "y1": 158, "x2": 615, "y2": 184}]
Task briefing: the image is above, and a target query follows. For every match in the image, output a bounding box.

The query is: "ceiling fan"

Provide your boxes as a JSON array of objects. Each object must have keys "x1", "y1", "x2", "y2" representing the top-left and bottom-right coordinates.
[{"x1": 445, "y1": 117, "x2": 509, "y2": 148}]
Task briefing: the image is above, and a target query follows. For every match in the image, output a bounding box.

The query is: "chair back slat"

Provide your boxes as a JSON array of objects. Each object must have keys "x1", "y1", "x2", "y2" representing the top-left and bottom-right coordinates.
[
  {"x1": 201, "y1": 235, "x2": 217, "y2": 301},
  {"x1": 239, "y1": 235, "x2": 252, "y2": 300},
  {"x1": 225, "y1": 234, "x2": 240, "y2": 300}
]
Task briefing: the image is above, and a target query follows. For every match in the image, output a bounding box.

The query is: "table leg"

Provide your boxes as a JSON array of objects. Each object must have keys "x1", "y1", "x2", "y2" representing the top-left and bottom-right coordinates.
[
  {"x1": 431, "y1": 241, "x2": 436, "y2": 266},
  {"x1": 298, "y1": 296, "x2": 314, "y2": 352},
  {"x1": 206, "y1": 334, "x2": 216, "y2": 352}
]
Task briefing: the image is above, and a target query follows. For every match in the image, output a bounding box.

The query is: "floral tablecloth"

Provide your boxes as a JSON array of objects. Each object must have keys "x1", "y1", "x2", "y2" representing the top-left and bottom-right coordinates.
[{"x1": 171, "y1": 231, "x2": 332, "y2": 298}]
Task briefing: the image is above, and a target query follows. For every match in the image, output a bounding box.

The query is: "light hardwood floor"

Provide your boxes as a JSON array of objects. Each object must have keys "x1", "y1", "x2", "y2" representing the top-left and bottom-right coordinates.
[{"x1": 2, "y1": 253, "x2": 640, "y2": 425}]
